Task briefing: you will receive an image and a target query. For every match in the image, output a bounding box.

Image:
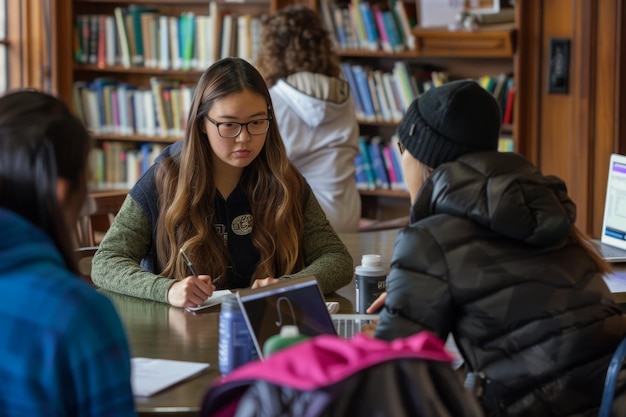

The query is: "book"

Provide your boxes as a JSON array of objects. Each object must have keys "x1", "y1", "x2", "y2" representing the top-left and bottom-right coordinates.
[
  {"x1": 393, "y1": 0, "x2": 415, "y2": 50},
  {"x1": 208, "y1": 1, "x2": 223, "y2": 64},
  {"x1": 157, "y1": 15, "x2": 170, "y2": 70},
  {"x1": 392, "y1": 61, "x2": 417, "y2": 112},
  {"x1": 388, "y1": 135, "x2": 406, "y2": 190},
  {"x1": 357, "y1": 136, "x2": 376, "y2": 190},
  {"x1": 128, "y1": 5, "x2": 160, "y2": 67},
  {"x1": 131, "y1": 358, "x2": 210, "y2": 397},
  {"x1": 169, "y1": 16, "x2": 182, "y2": 70},
  {"x1": 358, "y1": 1, "x2": 379, "y2": 51},
  {"x1": 113, "y1": 7, "x2": 132, "y2": 68},
  {"x1": 179, "y1": 11, "x2": 196, "y2": 70},
  {"x1": 354, "y1": 153, "x2": 370, "y2": 190},
  {"x1": 381, "y1": 72, "x2": 403, "y2": 122},
  {"x1": 340, "y1": 63, "x2": 365, "y2": 120},
  {"x1": 319, "y1": 0, "x2": 340, "y2": 48},
  {"x1": 381, "y1": 143, "x2": 400, "y2": 190},
  {"x1": 371, "y1": 4, "x2": 391, "y2": 53},
  {"x1": 220, "y1": 13, "x2": 234, "y2": 59},
  {"x1": 236, "y1": 14, "x2": 252, "y2": 62},
  {"x1": 503, "y1": 81, "x2": 516, "y2": 125},
  {"x1": 351, "y1": 64, "x2": 376, "y2": 122},
  {"x1": 104, "y1": 15, "x2": 118, "y2": 67},
  {"x1": 368, "y1": 136, "x2": 390, "y2": 189},
  {"x1": 381, "y1": 9, "x2": 404, "y2": 53}
]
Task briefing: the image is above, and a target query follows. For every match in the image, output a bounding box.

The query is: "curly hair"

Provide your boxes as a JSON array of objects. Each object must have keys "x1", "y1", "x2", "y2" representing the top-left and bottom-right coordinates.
[
  {"x1": 256, "y1": 5, "x2": 341, "y2": 87},
  {"x1": 155, "y1": 57, "x2": 307, "y2": 288}
]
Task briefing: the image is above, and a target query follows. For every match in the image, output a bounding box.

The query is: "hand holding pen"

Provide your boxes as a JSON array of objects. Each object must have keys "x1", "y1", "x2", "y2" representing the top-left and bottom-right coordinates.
[{"x1": 166, "y1": 249, "x2": 216, "y2": 308}]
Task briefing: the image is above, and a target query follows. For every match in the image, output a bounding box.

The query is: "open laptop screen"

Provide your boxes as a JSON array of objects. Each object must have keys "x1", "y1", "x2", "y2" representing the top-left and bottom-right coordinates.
[
  {"x1": 236, "y1": 276, "x2": 337, "y2": 358},
  {"x1": 601, "y1": 154, "x2": 626, "y2": 249}
]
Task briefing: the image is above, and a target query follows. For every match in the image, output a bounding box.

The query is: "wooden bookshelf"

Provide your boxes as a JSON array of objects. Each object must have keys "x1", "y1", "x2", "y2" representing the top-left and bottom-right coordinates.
[
  {"x1": 329, "y1": 3, "x2": 516, "y2": 221},
  {"x1": 50, "y1": 0, "x2": 319, "y2": 191}
]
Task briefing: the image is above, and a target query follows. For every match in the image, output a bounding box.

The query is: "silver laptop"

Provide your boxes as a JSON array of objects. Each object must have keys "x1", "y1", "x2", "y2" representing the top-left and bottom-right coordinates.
[
  {"x1": 595, "y1": 153, "x2": 626, "y2": 262},
  {"x1": 236, "y1": 275, "x2": 377, "y2": 359}
]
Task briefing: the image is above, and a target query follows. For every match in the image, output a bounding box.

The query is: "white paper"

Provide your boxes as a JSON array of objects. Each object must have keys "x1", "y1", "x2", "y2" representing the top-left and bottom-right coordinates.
[
  {"x1": 604, "y1": 271, "x2": 626, "y2": 293},
  {"x1": 184, "y1": 289, "x2": 233, "y2": 312},
  {"x1": 419, "y1": 0, "x2": 464, "y2": 28},
  {"x1": 131, "y1": 357, "x2": 210, "y2": 397}
]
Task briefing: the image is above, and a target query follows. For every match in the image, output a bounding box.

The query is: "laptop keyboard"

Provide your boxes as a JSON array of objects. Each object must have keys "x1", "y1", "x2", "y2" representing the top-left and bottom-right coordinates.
[
  {"x1": 600, "y1": 242, "x2": 626, "y2": 260},
  {"x1": 332, "y1": 315, "x2": 378, "y2": 339}
]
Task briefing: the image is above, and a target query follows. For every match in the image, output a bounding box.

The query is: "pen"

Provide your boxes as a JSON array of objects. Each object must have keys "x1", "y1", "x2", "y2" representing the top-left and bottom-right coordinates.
[
  {"x1": 180, "y1": 248, "x2": 226, "y2": 285},
  {"x1": 179, "y1": 249, "x2": 199, "y2": 277}
]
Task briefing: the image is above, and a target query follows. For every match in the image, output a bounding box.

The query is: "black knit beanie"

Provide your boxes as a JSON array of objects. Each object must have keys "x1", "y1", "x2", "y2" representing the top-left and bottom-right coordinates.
[{"x1": 397, "y1": 80, "x2": 501, "y2": 169}]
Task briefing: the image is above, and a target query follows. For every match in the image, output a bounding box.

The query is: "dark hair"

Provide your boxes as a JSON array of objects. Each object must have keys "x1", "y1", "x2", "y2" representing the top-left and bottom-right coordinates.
[
  {"x1": 256, "y1": 5, "x2": 341, "y2": 87},
  {"x1": 0, "y1": 90, "x2": 92, "y2": 274},
  {"x1": 156, "y1": 57, "x2": 306, "y2": 285}
]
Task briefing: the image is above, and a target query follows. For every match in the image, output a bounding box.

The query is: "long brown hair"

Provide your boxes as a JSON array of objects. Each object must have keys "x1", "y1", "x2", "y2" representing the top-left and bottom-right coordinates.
[
  {"x1": 256, "y1": 5, "x2": 341, "y2": 87},
  {"x1": 155, "y1": 58, "x2": 307, "y2": 287},
  {"x1": 0, "y1": 90, "x2": 91, "y2": 275}
]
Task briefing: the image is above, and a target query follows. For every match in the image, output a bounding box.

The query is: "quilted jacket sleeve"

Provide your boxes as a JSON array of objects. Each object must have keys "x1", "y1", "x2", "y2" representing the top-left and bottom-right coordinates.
[{"x1": 375, "y1": 224, "x2": 454, "y2": 342}]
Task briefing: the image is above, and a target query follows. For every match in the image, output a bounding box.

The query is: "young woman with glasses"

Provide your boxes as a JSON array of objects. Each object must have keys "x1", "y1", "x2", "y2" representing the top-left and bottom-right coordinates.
[{"x1": 91, "y1": 57, "x2": 353, "y2": 308}]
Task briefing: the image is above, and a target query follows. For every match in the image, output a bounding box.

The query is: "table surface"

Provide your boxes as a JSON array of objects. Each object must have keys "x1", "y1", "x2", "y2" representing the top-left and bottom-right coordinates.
[
  {"x1": 102, "y1": 229, "x2": 399, "y2": 416},
  {"x1": 105, "y1": 228, "x2": 626, "y2": 416}
]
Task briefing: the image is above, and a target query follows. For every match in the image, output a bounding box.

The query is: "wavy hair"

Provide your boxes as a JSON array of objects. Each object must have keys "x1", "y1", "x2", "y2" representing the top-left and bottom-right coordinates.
[
  {"x1": 0, "y1": 90, "x2": 92, "y2": 275},
  {"x1": 256, "y1": 5, "x2": 341, "y2": 87},
  {"x1": 155, "y1": 57, "x2": 307, "y2": 287}
]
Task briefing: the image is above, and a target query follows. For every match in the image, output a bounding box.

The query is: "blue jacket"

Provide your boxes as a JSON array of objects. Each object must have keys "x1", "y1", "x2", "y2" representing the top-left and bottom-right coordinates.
[{"x1": 0, "y1": 208, "x2": 135, "y2": 417}]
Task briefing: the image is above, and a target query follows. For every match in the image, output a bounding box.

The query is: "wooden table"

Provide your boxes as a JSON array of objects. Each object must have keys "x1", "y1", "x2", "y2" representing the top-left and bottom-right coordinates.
[{"x1": 102, "y1": 228, "x2": 400, "y2": 416}]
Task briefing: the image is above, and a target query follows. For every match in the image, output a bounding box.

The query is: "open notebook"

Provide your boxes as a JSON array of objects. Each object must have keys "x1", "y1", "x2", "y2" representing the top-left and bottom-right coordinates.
[
  {"x1": 235, "y1": 275, "x2": 377, "y2": 359},
  {"x1": 594, "y1": 153, "x2": 626, "y2": 262}
]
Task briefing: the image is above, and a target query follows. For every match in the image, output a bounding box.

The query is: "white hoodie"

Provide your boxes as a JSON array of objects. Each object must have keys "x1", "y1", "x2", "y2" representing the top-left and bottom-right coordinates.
[{"x1": 270, "y1": 72, "x2": 361, "y2": 233}]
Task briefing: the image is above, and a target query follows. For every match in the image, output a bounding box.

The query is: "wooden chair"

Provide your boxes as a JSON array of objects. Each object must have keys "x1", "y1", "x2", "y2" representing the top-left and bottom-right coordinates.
[
  {"x1": 76, "y1": 190, "x2": 127, "y2": 247},
  {"x1": 75, "y1": 246, "x2": 98, "y2": 287}
]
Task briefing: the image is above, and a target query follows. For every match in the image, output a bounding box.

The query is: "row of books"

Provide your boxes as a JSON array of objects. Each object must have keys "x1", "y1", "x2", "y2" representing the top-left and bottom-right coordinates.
[
  {"x1": 75, "y1": 3, "x2": 263, "y2": 70},
  {"x1": 89, "y1": 142, "x2": 167, "y2": 190},
  {"x1": 343, "y1": 61, "x2": 516, "y2": 125},
  {"x1": 319, "y1": 0, "x2": 416, "y2": 52},
  {"x1": 356, "y1": 135, "x2": 515, "y2": 191},
  {"x1": 356, "y1": 135, "x2": 407, "y2": 191},
  {"x1": 73, "y1": 78, "x2": 196, "y2": 138}
]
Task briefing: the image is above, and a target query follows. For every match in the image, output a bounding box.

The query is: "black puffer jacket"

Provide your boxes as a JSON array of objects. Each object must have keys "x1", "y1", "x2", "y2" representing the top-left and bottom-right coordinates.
[{"x1": 375, "y1": 151, "x2": 626, "y2": 417}]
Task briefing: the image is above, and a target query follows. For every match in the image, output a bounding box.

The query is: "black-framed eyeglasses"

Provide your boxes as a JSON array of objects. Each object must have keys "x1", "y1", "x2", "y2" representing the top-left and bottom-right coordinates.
[
  {"x1": 397, "y1": 141, "x2": 405, "y2": 155},
  {"x1": 205, "y1": 116, "x2": 271, "y2": 138}
]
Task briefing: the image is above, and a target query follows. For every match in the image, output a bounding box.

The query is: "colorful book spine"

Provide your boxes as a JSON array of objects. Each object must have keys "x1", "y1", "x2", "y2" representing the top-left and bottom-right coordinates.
[
  {"x1": 368, "y1": 137, "x2": 390, "y2": 189},
  {"x1": 358, "y1": 1, "x2": 379, "y2": 51},
  {"x1": 357, "y1": 136, "x2": 376, "y2": 190},
  {"x1": 352, "y1": 65, "x2": 376, "y2": 122},
  {"x1": 341, "y1": 63, "x2": 365, "y2": 120}
]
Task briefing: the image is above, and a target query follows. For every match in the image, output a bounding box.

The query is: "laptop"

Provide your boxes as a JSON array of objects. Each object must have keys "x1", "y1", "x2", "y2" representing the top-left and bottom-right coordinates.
[
  {"x1": 236, "y1": 275, "x2": 377, "y2": 359},
  {"x1": 595, "y1": 153, "x2": 626, "y2": 262}
]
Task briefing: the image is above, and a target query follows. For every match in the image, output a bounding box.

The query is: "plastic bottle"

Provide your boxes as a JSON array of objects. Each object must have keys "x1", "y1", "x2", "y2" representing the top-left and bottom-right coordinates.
[
  {"x1": 262, "y1": 325, "x2": 309, "y2": 357},
  {"x1": 218, "y1": 295, "x2": 258, "y2": 374},
  {"x1": 355, "y1": 254, "x2": 388, "y2": 314}
]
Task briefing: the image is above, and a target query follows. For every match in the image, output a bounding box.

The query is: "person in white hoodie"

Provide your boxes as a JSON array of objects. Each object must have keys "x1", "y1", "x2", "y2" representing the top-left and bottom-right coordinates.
[{"x1": 256, "y1": 5, "x2": 361, "y2": 233}]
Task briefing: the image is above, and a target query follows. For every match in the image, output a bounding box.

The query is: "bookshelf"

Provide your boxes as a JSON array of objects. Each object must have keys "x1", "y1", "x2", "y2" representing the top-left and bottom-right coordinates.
[
  {"x1": 50, "y1": 0, "x2": 316, "y2": 190},
  {"x1": 320, "y1": 0, "x2": 517, "y2": 220}
]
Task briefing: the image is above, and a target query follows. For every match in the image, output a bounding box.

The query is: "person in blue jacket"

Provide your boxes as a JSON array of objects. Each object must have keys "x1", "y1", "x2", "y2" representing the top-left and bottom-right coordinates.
[{"x1": 0, "y1": 90, "x2": 136, "y2": 417}]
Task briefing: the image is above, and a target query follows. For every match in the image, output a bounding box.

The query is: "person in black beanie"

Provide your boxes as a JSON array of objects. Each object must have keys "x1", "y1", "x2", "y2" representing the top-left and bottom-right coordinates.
[{"x1": 368, "y1": 80, "x2": 626, "y2": 416}]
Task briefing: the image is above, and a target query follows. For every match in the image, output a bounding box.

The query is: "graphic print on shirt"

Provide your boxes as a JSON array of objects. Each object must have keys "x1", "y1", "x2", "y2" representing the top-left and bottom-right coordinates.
[
  {"x1": 232, "y1": 214, "x2": 253, "y2": 236},
  {"x1": 215, "y1": 223, "x2": 228, "y2": 246}
]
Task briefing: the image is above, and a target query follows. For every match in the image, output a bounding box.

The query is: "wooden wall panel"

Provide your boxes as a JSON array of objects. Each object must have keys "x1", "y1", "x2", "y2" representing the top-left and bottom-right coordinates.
[
  {"x1": 518, "y1": 0, "x2": 624, "y2": 237},
  {"x1": 591, "y1": 0, "x2": 621, "y2": 237}
]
